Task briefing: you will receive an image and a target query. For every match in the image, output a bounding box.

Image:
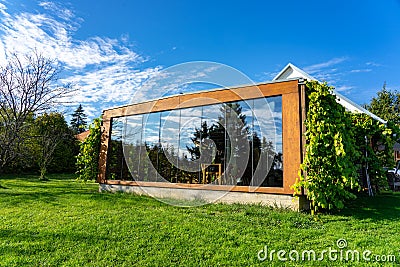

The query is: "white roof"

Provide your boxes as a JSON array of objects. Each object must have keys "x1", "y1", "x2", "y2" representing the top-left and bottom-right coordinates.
[{"x1": 273, "y1": 63, "x2": 386, "y2": 124}]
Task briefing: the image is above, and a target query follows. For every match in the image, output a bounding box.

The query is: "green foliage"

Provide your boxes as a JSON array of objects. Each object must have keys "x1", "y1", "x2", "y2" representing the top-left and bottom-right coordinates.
[
  {"x1": 2, "y1": 112, "x2": 36, "y2": 173},
  {"x1": 1, "y1": 112, "x2": 78, "y2": 175},
  {"x1": 293, "y1": 81, "x2": 360, "y2": 213},
  {"x1": 364, "y1": 82, "x2": 400, "y2": 124},
  {"x1": 34, "y1": 112, "x2": 75, "y2": 180},
  {"x1": 351, "y1": 114, "x2": 399, "y2": 191},
  {"x1": 76, "y1": 118, "x2": 101, "y2": 181}
]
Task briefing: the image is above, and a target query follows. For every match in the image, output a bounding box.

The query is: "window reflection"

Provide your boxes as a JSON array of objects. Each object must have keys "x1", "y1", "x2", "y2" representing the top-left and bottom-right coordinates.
[
  {"x1": 252, "y1": 97, "x2": 283, "y2": 187},
  {"x1": 106, "y1": 96, "x2": 283, "y2": 187},
  {"x1": 142, "y1": 112, "x2": 162, "y2": 182},
  {"x1": 107, "y1": 117, "x2": 131, "y2": 180},
  {"x1": 124, "y1": 115, "x2": 143, "y2": 181}
]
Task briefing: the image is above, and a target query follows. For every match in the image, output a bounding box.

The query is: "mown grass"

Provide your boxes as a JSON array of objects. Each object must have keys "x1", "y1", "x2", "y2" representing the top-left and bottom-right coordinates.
[{"x1": 0, "y1": 174, "x2": 399, "y2": 266}]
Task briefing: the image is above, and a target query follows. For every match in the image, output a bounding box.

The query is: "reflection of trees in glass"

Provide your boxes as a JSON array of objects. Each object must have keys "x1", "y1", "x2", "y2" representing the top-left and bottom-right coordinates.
[
  {"x1": 186, "y1": 103, "x2": 250, "y2": 185},
  {"x1": 145, "y1": 142, "x2": 200, "y2": 183},
  {"x1": 107, "y1": 118, "x2": 132, "y2": 180},
  {"x1": 253, "y1": 137, "x2": 283, "y2": 187},
  {"x1": 106, "y1": 97, "x2": 283, "y2": 187},
  {"x1": 186, "y1": 101, "x2": 283, "y2": 187}
]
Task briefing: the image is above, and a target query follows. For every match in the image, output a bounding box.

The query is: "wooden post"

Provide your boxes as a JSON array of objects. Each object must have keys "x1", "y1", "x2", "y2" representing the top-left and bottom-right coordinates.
[{"x1": 97, "y1": 113, "x2": 111, "y2": 183}]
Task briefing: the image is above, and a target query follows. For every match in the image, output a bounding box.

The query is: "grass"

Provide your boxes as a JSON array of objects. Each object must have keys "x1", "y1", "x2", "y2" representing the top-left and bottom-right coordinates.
[{"x1": 0, "y1": 174, "x2": 399, "y2": 266}]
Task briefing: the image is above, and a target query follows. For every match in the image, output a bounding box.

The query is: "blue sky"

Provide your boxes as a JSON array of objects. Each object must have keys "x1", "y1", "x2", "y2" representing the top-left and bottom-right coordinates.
[{"x1": 1, "y1": 0, "x2": 400, "y2": 119}]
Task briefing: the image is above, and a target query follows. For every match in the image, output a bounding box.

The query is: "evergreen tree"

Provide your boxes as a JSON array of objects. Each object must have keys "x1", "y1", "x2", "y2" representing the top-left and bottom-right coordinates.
[{"x1": 70, "y1": 104, "x2": 88, "y2": 134}]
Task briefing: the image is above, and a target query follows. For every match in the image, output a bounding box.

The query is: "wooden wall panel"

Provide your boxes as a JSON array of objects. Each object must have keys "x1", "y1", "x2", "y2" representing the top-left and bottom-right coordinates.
[{"x1": 282, "y1": 92, "x2": 302, "y2": 194}]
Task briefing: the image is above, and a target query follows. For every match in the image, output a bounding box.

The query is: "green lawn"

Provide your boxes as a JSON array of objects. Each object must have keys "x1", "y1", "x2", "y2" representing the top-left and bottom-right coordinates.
[{"x1": 0, "y1": 174, "x2": 399, "y2": 266}]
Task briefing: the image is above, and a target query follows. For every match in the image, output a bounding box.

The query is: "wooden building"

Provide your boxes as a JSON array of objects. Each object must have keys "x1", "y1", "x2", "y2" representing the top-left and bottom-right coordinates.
[{"x1": 96, "y1": 64, "x2": 383, "y2": 210}]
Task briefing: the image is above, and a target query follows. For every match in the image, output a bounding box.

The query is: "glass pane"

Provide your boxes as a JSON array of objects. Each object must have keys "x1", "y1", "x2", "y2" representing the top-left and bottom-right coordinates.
[
  {"x1": 158, "y1": 110, "x2": 179, "y2": 183},
  {"x1": 123, "y1": 114, "x2": 143, "y2": 180},
  {"x1": 199, "y1": 104, "x2": 224, "y2": 185},
  {"x1": 252, "y1": 96, "x2": 283, "y2": 187},
  {"x1": 161, "y1": 107, "x2": 201, "y2": 183},
  {"x1": 106, "y1": 117, "x2": 125, "y2": 180},
  {"x1": 142, "y1": 112, "x2": 161, "y2": 182},
  {"x1": 219, "y1": 101, "x2": 252, "y2": 185}
]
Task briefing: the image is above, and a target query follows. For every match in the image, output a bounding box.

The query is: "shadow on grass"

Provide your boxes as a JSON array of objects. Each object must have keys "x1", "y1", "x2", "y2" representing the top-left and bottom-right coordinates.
[
  {"x1": 0, "y1": 176, "x2": 159, "y2": 208},
  {"x1": 0, "y1": 173, "x2": 77, "y2": 181},
  {"x1": 338, "y1": 191, "x2": 400, "y2": 221},
  {"x1": 0, "y1": 174, "x2": 99, "y2": 206},
  {"x1": 0, "y1": 227, "x2": 124, "y2": 257}
]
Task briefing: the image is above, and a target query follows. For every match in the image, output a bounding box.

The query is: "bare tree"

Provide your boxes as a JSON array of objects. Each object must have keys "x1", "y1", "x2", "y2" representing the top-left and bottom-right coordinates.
[{"x1": 0, "y1": 51, "x2": 72, "y2": 173}]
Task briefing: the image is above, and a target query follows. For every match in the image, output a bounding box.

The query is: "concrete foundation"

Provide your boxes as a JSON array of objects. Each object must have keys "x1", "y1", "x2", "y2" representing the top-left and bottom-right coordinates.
[{"x1": 99, "y1": 184, "x2": 310, "y2": 211}]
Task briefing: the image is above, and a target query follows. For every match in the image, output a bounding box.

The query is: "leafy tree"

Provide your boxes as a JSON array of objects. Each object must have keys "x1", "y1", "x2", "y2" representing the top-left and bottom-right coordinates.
[
  {"x1": 364, "y1": 82, "x2": 400, "y2": 124},
  {"x1": 76, "y1": 118, "x2": 102, "y2": 181},
  {"x1": 34, "y1": 112, "x2": 73, "y2": 180},
  {"x1": 2, "y1": 112, "x2": 37, "y2": 173},
  {"x1": 0, "y1": 51, "x2": 72, "y2": 173},
  {"x1": 70, "y1": 104, "x2": 88, "y2": 134}
]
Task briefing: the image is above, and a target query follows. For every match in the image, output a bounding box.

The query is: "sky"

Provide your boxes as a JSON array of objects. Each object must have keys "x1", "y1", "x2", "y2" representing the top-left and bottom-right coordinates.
[{"x1": 1, "y1": 0, "x2": 400, "y2": 120}]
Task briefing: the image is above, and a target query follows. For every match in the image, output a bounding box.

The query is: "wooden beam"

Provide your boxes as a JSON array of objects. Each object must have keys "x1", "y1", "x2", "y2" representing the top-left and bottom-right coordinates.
[{"x1": 103, "y1": 80, "x2": 299, "y2": 118}]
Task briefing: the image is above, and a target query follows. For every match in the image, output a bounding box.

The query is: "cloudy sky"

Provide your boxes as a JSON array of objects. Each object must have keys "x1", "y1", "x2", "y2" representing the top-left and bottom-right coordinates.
[{"x1": 1, "y1": 0, "x2": 400, "y2": 120}]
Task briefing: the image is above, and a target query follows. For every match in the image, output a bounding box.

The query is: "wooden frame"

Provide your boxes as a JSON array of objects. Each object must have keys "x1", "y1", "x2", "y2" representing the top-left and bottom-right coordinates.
[{"x1": 98, "y1": 79, "x2": 303, "y2": 195}]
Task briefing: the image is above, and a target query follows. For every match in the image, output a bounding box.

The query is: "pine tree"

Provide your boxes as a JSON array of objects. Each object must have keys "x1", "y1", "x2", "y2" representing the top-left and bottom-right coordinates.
[{"x1": 70, "y1": 104, "x2": 88, "y2": 134}]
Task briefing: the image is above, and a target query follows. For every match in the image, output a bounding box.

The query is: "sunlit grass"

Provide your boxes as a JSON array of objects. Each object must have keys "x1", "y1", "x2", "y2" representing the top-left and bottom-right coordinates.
[{"x1": 0, "y1": 174, "x2": 399, "y2": 266}]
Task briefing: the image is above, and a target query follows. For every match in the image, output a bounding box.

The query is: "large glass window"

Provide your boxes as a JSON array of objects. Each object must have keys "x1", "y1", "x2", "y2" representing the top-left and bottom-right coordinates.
[
  {"x1": 142, "y1": 112, "x2": 162, "y2": 182},
  {"x1": 252, "y1": 96, "x2": 283, "y2": 187},
  {"x1": 106, "y1": 95, "x2": 283, "y2": 187},
  {"x1": 124, "y1": 114, "x2": 143, "y2": 180},
  {"x1": 107, "y1": 117, "x2": 132, "y2": 180}
]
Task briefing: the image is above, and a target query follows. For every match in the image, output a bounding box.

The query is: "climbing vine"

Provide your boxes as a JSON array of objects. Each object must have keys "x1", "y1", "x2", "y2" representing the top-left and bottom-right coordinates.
[
  {"x1": 351, "y1": 113, "x2": 399, "y2": 191},
  {"x1": 294, "y1": 81, "x2": 400, "y2": 213},
  {"x1": 293, "y1": 81, "x2": 360, "y2": 213},
  {"x1": 76, "y1": 118, "x2": 102, "y2": 181}
]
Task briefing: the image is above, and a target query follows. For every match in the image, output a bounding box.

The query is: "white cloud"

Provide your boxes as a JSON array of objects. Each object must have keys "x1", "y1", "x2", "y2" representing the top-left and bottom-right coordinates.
[
  {"x1": 366, "y1": 62, "x2": 382, "y2": 67},
  {"x1": 0, "y1": 1, "x2": 161, "y2": 119},
  {"x1": 350, "y1": 69, "x2": 372, "y2": 73},
  {"x1": 302, "y1": 58, "x2": 380, "y2": 96},
  {"x1": 38, "y1": 1, "x2": 75, "y2": 21},
  {"x1": 301, "y1": 57, "x2": 351, "y2": 86},
  {"x1": 335, "y1": 85, "x2": 355, "y2": 92},
  {"x1": 304, "y1": 57, "x2": 348, "y2": 74}
]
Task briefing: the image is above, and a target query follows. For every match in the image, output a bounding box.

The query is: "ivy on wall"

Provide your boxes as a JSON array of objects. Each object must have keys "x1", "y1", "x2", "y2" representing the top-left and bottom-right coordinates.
[
  {"x1": 76, "y1": 118, "x2": 102, "y2": 181},
  {"x1": 293, "y1": 81, "x2": 360, "y2": 213},
  {"x1": 293, "y1": 81, "x2": 399, "y2": 213}
]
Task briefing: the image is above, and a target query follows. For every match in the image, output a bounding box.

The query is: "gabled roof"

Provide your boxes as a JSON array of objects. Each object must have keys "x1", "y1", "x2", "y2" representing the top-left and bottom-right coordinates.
[
  {"x1": 75, "y1": 130, "x2": 90, "y2": 141},
  {"x1": 273, "y1": 63, "x2": 386, "y2": 124},
  {"x1": 273, "y1": 63, "x2": 316, "y2": 81}
]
